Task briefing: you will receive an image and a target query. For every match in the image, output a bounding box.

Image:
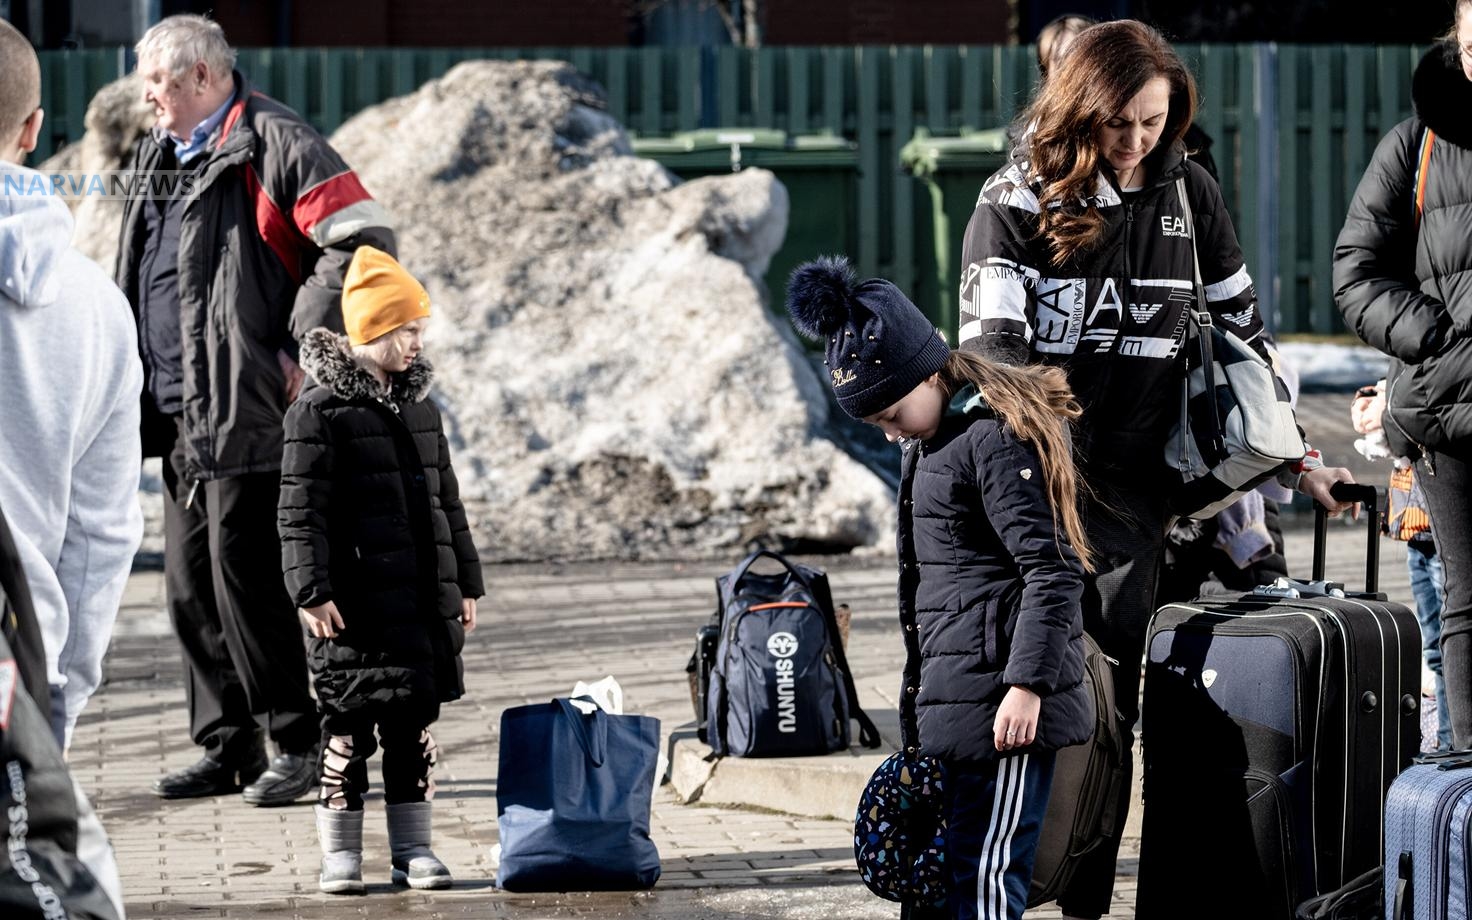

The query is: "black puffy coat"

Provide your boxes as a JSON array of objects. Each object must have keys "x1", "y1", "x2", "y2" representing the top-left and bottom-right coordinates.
[
  {"x1": 279, "y1": 329, "x2": 483, "y2": 720},
  {"x1": 1335, "y1": 42, "x2": 1472, "y2": 458},
  {"x1": 116, "y1": 72, "x2": 396, "y2": 477},
  {"x1": 896, "y1": 389, "x2": 1091, "y2": 764}
]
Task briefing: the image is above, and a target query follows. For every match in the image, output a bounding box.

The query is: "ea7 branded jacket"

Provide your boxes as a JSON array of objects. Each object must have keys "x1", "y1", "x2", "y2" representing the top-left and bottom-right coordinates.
[
  {"x1": 1335, "y1": 42, "x2": 1472, "y2": 458},
  {"x1": 116, "y1": 72, "x2": 395, "y2": 480},
  {"x1": 958, "y1": 143, "x2": 1266, "y2": 478},
  {"x1": 279, "y1": 330, "x2": 483, "y2": 719},
  {"x1": 896, "y1": 389, "x2": 1091, "y2": 764}
]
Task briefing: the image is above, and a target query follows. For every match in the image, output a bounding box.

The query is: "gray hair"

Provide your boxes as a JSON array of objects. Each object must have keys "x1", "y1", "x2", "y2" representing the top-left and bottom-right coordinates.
[{"x1": 135, "y1": 14, "x2": 236, "y2": 79}]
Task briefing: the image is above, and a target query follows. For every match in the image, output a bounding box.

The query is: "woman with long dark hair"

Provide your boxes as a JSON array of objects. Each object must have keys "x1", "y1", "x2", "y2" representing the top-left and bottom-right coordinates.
[{"x1": 958, "y1": 20, "x2": 1354, "y2": 920}]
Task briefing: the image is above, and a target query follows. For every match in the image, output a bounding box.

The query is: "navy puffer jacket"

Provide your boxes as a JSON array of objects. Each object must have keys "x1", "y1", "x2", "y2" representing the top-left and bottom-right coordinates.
[{"x1": 896, "y1": 388, "x2": 1091, "y2": 764}]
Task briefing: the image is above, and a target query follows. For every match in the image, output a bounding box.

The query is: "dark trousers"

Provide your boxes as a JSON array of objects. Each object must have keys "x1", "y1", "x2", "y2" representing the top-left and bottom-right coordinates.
[
  {"x1": 903, "y1": 752, "x2": 1057, "y2": 920},
  {"x1": 1057, "y1": 480, "x2": 1169, "y2": 920},
  {"x1": 319, "y1": 709, "x2": 438, "y2": 812},
  {"x1": 162, "y1": 422, "x2": 316, "y2": 763},
  {"x1": 1416, "y1": 451, "x2": 1472, "y2": 749}
]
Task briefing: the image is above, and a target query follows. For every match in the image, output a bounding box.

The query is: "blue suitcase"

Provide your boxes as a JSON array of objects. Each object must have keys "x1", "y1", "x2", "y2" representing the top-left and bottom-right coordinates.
[{"x1": 1383, "y1": 752, "x2": 1472, "y2": 920}]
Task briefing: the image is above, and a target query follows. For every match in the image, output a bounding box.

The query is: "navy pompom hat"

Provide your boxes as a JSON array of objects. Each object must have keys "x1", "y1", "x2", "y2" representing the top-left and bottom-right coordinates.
[{"x1": 786, "y1": 256, "x2": 950, "y2": 420}]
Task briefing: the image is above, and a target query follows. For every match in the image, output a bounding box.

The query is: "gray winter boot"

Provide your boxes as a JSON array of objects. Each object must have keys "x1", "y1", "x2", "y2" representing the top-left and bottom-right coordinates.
[
  {"x1": 314, "y1": 805, "x2": 365, "y2": 895},
  {"x1": 385, "y1": 801, "x2": 452, "y2": 889}
]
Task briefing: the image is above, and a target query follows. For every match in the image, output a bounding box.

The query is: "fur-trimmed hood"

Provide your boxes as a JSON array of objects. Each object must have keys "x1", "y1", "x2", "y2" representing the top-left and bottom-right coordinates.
[
  {"x1": 298, "y1": 326, "x2": 434, "y2": 405},
  {"x1": 1414, "y1": 41, "x2": 1472, "y2": 149}
]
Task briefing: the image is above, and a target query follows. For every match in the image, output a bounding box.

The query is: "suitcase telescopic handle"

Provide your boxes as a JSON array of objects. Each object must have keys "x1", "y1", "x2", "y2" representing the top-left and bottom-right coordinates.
[{"x1": 1311, "y1": 483, "x2": 1381, "y2": 594}]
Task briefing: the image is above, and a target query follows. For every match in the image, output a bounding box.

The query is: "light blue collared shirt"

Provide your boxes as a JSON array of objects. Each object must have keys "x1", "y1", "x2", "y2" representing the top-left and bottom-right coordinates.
[{"x1": 172, "y1": 94, "x2": 234, "y2": 165}]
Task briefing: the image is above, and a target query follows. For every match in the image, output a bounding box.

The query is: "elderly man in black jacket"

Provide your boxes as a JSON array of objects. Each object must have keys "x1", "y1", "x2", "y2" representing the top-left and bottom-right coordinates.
[{"x1": 116, "y1": 14, "x2": 395, "y2": 805}]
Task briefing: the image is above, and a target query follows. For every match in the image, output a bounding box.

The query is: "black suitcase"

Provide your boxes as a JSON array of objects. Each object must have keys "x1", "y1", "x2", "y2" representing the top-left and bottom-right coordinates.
[{"x1": 1137, "y1": 483, "x2": 1421, "y2": 920}]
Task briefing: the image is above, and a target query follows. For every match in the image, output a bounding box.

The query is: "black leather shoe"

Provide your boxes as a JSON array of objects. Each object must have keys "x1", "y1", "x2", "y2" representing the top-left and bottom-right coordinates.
[
  {"x1": 241, "y1": 745, "x2": 320, "y2": 807},
  {"x1": 150, "y1": 750, "x2": 268, "y2": 799}
]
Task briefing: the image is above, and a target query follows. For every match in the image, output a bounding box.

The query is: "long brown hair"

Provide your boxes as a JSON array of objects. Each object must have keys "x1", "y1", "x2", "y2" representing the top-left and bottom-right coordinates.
[
  {"x1": 937, "y1": 351, "x2": 1095, "y2": 572},
  {"x1": 1022, "y1": 20, "x2": 1197, "y2": 264}
]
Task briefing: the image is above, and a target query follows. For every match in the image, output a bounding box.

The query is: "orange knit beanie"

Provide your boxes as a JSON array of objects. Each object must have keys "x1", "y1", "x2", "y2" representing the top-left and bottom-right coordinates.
[{"x1": 341, "y1": 246, "x2": 431, "y2": 346}]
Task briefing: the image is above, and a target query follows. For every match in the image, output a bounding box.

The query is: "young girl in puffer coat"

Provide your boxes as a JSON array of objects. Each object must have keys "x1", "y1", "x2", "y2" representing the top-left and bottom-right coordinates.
[
  {"x1": 787, "y1": 256, "x2": 1094, "y2": 920},
  {"x1": 279, "y1": 245, "x2": 482, "y2": 895}
]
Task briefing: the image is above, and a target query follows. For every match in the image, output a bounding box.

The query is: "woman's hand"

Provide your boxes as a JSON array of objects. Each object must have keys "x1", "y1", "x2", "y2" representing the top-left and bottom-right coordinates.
[
  {"x1": 300, "y1": 600, "x2": 344, "y2": 638},
  {"x1": 1350, "y1": 387, "x2": 1386, "y2": 435},
  {"x1": 461, "y1": 597, "x2": 478, "y2": 632},
  {"x1": 995, "y1": 685, "x2": 1041, "y2": 752},
  {"x1": 1300, "y1": 466, "x2": 1358, "y2": 515}
]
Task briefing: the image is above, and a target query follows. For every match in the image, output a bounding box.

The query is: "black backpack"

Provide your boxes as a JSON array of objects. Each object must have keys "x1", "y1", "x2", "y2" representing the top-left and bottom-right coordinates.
[{"x1": 701, "y1": 550, "x2": 880, "y2": 757}]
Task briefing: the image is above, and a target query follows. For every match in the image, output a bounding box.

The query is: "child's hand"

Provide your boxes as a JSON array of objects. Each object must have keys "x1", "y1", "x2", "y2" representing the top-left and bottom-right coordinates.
[
  {"x1": 300, "y1": 601, "x2": 345, "y2": 638},
  {"x1": 995, "y1": 685, "x2": 1041, "y2": 752},
  {"x1": 461, "y1": 597, "x2": 478, "y2": 633}
]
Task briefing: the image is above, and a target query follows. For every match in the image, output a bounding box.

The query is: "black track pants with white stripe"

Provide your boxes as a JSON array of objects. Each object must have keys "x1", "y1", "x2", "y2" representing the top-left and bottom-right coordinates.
[{"x1": 905, "y1": 751, "x2": 1056, "y2": 920}]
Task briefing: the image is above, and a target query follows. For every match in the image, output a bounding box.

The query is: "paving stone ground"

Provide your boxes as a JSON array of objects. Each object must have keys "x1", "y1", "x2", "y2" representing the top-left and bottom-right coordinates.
[{"x1": 78, "y1": 463, "x2": 1405, "y2": 919}]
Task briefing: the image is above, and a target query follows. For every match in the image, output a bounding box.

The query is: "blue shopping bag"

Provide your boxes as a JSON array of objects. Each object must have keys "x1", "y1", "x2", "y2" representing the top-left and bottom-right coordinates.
[{"x1": 496, "y1": 697, "x2": 662, "y2": 891}]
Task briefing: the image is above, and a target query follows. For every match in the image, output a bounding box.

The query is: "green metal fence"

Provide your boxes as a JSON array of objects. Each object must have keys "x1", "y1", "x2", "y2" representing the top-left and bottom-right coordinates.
[{"x1": 33, "y1": 44, "x2": 1426, "y2": 335}]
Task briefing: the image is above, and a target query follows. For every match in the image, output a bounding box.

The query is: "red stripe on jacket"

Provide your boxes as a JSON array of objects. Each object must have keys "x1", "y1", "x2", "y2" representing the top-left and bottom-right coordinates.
[
  {"x1": 293, "y1": 171, "x2": 373, "y2": 239},
  {"x1": 243, "y1": 166, "x2": 306, "y2": 285}
]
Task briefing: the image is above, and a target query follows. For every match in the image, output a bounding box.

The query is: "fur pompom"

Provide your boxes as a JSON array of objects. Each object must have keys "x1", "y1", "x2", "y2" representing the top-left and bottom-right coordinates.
[{"x1": 786, "y1": 256, "x2": 858, "y2": 339}]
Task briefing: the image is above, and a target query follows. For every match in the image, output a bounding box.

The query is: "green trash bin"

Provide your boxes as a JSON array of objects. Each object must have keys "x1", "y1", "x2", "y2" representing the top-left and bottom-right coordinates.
[
  {"x1": 632, "y1": 129, "x2": 859, "y2": 316},
  {"x1": 900, "y1": 127, "x2": 1010, "y2": 336}
]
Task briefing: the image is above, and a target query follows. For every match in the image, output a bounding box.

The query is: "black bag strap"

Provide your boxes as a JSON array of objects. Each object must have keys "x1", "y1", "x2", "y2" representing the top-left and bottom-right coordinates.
[
  {"x1": 1294, "y1": 865, "x2": 1384, "y2": 920},
  {"x1": 816, "y1": 588, "x2": 882, "y2": 749},
  {"x1": 1175, "y1": 177, "x2": 1227, "y2": 464},
  {"x1": 0, "y1": 503, "x2": 47, "y2": 706}
]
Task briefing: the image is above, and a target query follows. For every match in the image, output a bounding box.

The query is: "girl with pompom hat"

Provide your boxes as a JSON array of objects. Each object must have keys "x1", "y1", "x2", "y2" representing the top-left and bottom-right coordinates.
[
  {"x1": 787, "y1": 256, "x2": 1093, "y2": 920},
  {"x1": 278, "y1": 245, "x2": 482, "y2": 895}
]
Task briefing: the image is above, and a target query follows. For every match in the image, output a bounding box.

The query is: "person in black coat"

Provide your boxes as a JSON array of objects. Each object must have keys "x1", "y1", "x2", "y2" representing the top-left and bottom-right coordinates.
[
  {"x1": 1335, "y1": 0, "x2": 1472, "y2": 750},
  {"x1": 787, "y1": 256, "x2": 1093, "y2": 920},
  {"x1": 279, "y1": 246, "x2": 483, "y2": 895}
]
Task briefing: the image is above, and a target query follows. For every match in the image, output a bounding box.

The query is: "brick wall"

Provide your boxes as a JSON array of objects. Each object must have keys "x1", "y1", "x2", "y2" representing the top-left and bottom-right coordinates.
[
  {"x1": 209, "y1": 0, "x2": 632, "y2": 48},
  {"x1": 765, "y1": 0, "x2": 1014, "y2": 45}
]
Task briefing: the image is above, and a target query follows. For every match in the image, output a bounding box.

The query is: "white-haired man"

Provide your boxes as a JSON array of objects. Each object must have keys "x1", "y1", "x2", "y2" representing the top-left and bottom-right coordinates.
[{"x1": 116, "y1": 14, "x2": 395, "y2": 806}]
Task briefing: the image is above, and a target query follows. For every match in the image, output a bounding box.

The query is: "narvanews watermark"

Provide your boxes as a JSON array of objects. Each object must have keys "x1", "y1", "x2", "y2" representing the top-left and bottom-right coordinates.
[{"x1": 2, "y1": 169, "x2": 201, "y2": 202}]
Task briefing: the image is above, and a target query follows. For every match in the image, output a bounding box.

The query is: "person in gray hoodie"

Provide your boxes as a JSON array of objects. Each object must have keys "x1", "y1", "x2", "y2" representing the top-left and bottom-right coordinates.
[{"x1": 0, "y1": 18, "x2": 145, "y2": 751}]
